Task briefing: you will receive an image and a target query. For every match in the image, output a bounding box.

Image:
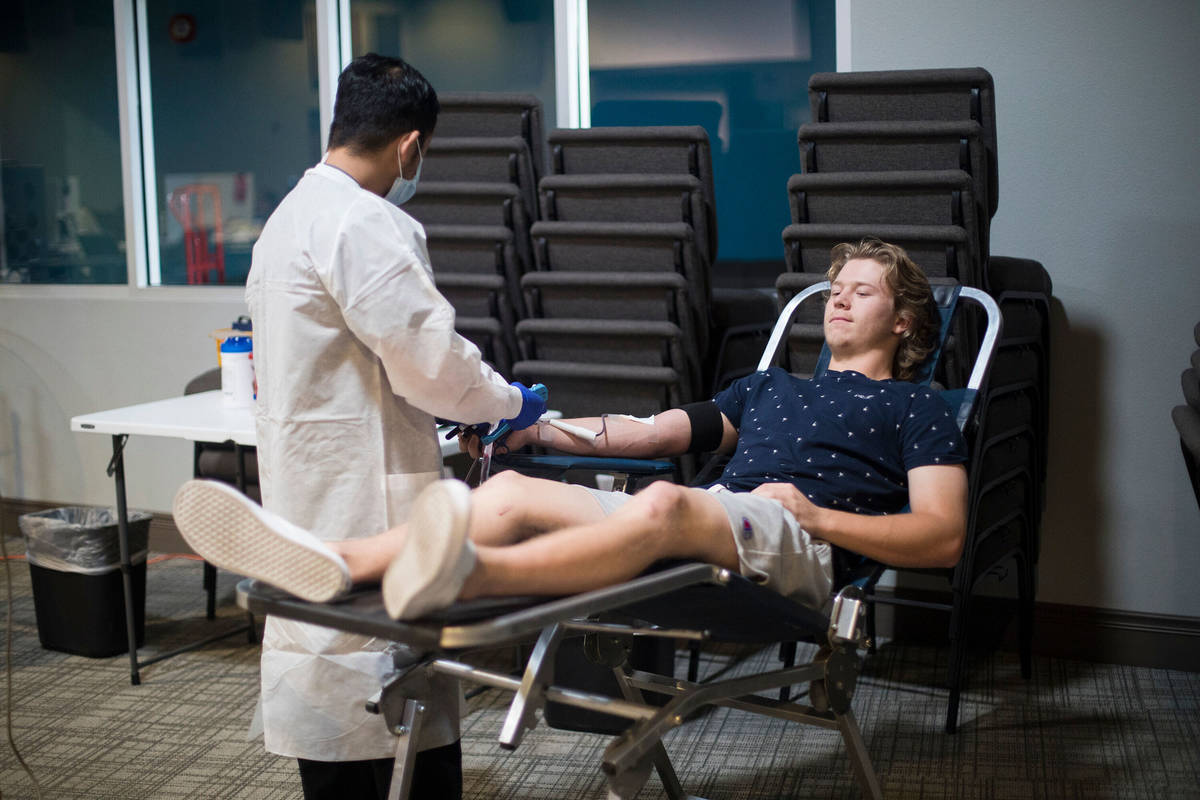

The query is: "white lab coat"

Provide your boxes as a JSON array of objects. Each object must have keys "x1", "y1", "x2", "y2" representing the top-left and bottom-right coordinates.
[{"x1": 245, "y1": 162, "x2": 520, "y2": 761}]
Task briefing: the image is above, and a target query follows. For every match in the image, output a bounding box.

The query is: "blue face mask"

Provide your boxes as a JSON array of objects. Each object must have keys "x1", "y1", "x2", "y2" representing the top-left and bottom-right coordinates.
[{"x1": 386, "y1": 141, "x2": 423, "y2": 205}]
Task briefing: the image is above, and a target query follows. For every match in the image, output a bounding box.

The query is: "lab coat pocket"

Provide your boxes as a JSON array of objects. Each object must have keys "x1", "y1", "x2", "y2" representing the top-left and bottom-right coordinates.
[{"x1": 384, "y1": 470, "x2": 441, "y2": 527}]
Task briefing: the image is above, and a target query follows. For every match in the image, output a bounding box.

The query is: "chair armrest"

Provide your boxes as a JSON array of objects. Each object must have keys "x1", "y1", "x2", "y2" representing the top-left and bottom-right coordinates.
[{"x1": 492, "y1": 453, "x2": 674, "y2": 480}]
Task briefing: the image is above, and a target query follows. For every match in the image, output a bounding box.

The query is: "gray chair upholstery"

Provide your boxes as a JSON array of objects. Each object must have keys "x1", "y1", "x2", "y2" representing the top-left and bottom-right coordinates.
[
  {"x1": 435, "y1": 92, "x2": 547, "y2": 182},
  {"x1": 547, "y1": 126, "x2": 717, "y2": 250},
  {"x1": 511, "y1": 356, "x2": 687, "y2": 419},
  {"x1": 808, "y1": 68, "x2": 998, "y2": 216},
  {"x1": 539, "y1": 173, "x2": 716, "y2": 268},
  {"x1": 787, "y1": 169, "x2": 986, "y2": 260},
  {"x1": 782, "y1": 221, "x2": 978, "y2": 285},
  {"x1": 529, "y1": 221, "x2": 710, "y2": 343},
  {"x1": 422, "y1": 225, "x2": 525, "y2": 377},
  {"x1": 408, "y1": 181, "x2": 535, "y2": 291},
  {"x1": 536, "y1": 126, "x2": 776, "y2": 405},
  {"x1": 423, "y1": 136, "x2": 539, "y2": 224},
  {"x1": 408, "y1": 181, "x2": 534, "y2": 233},
  {"x1": 521, "y1": 269, "x2": 703, "y2": 401},
  {"x1": 797, "y1": 120, "x2": 992, "y2": 229}
]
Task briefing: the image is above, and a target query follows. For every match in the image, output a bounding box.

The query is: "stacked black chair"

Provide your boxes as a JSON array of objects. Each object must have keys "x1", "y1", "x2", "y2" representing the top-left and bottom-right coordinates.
[
  {"x1": 1173, "y1": 322, "x2": 1200, "y2": 512},
  {"x1": 777, "y1": 68, "x2": 1051, "y2": 734},
  {"x1": 808, "y1": 68, "x2": 998, "y2": 216},
  {"x1": 784, "y1": 170, "x2": 984, "y2": 283},
  {"x1": 789, "y1": 67, "x2": 997, "y2": 288},
  {"x1": 404, "y1": 93, "x2": 547, "y2": 377},
  {"x1": 511, "y1": 126, "x2": 721, "y2": 418},
  {"x1": 435, "y1": 92, "x2": 549, "y2": 180}
]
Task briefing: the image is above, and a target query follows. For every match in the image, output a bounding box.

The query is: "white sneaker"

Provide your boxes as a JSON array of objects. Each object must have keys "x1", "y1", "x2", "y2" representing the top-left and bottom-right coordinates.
[
  {"x1": 382, "y1": 479, "x2": 477, "y2": 620},
  {"x1": 172, "y1": 479, "x2": 351, "y2": 603}
]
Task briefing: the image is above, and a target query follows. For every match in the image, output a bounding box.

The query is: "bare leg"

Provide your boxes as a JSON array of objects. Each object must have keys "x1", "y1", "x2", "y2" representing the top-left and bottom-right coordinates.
[
  {"x1": 461, "y1": 482, "x2": 739, "y2": 599},
  {"x1": 331, "y1": 472, "x2": 608, "y2": 583}
]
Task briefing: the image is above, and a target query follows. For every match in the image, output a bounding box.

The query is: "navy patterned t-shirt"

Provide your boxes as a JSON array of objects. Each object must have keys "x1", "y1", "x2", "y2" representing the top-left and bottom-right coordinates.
[{"x1": 710, "y1": 367, "x2": 966, "y2": 515}]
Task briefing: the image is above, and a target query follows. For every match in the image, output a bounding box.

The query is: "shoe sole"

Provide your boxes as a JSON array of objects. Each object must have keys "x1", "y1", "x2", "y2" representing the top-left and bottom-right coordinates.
[
  {"x1": 172, "y1": 480, "x2": 347, "y2": 603},
  {"x1": 382, "y1": 480, "x2": 472, "y2": 619}
]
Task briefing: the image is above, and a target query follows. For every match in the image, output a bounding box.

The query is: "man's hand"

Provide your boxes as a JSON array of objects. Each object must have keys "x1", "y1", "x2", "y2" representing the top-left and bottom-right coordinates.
[
  {"x1": 751, "y1": 482, "x2": 822, "y2": 529},
  {"x1": 460, "y1": 424, "x2": 537, "y2": 459}
]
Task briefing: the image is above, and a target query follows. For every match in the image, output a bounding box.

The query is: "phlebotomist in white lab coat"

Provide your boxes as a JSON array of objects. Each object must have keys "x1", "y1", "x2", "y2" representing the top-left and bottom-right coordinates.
[{"x1": 245, "y1": 54, "x2": 545, "y2": 799}]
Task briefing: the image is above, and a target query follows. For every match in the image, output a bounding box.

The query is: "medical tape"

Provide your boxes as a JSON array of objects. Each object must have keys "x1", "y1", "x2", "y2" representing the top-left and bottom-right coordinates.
[
  {"x1": 547, "y1": 419, "x2": 599, "y2": 441},
  {"x1": 611, "y1": 414, "x2": 656, "y2": 425}
]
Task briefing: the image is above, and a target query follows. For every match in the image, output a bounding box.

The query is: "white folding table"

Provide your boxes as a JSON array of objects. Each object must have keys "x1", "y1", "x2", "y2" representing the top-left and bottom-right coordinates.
[{"x1": 71, "y1": 390, "x2": 463, "y2": 684}]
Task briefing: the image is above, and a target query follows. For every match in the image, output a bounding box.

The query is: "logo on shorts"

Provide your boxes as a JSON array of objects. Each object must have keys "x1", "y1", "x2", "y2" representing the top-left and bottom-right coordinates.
[{"x1": 741, "y1": 517, "x2": 754, "y2": 540}]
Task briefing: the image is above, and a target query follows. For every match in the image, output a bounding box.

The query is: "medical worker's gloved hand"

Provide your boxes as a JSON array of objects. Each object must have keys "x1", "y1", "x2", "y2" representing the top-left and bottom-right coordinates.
[{"x1": 503, "y1": 382, "x2": 547, "y2": 431}]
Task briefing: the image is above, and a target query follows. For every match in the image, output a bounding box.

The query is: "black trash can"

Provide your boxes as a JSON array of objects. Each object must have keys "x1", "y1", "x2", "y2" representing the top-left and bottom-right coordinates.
[{"x1": 18, "y1": 506, "x2": 151, "y2": 658}]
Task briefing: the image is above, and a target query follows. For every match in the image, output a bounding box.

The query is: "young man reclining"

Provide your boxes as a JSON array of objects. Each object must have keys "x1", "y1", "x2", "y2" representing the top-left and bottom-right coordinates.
[{"x1": 173, "y1": 238, "x2": 968, "y2": 620}]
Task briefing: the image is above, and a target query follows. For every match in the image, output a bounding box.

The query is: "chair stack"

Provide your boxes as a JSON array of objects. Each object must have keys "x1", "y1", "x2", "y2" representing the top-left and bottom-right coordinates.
[
  {"x1": 511, "y1": 126, "x2": 720, "y2": 417},
  {"x1": 789, "y1": 68, "x2": 997, "y2": 284},
  {"x1": 774, "y1": 68, "x2": 1053, "y2": 734},
  {"x1": 405, "y1": 93, "x2": 548, "y2": 377},
  {"x1": 1172, "y1": 322, "x2": 1200, "y2": 512},
  {"x1": 775, "y1": 69, "x2": 1000, "y2": 379}
]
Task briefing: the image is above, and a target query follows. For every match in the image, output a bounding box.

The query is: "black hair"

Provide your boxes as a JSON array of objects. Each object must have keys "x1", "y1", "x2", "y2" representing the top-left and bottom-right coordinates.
[{"x1": 327, "y1": 53, "x2": 439, "y2": 154}]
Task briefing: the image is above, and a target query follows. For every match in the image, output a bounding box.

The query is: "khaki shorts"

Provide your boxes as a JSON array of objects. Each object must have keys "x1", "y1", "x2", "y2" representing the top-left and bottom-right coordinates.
[{"x1": 580, "y1": 484, "x2": 833, "y2": 611}]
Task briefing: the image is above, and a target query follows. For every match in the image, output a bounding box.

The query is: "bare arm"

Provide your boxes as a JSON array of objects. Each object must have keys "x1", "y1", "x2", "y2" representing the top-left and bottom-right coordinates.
[
  {"x1": 466, "y1": 408, "x2": 739, "y2": 460},
  {"x1": 751, "y1": 463, "x2": 967, "y2": 568}
]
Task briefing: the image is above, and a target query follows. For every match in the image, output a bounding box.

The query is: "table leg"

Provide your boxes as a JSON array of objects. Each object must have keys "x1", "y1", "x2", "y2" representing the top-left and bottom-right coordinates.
[
  {"x1": 233, "y1": 443, "x2": 257, "y2": 641},
  {"x1": 109, "y1": 434, "x2": 141, "y2": 686},
  {"x1": 204, "y1": 561, "x2": 218, "y2": 620}
]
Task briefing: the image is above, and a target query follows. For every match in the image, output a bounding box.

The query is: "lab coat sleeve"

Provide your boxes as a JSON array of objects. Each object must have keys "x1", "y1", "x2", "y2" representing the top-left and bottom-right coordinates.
[{"x1": 325, "y1": 202, "x2": 522, "y2": 427}]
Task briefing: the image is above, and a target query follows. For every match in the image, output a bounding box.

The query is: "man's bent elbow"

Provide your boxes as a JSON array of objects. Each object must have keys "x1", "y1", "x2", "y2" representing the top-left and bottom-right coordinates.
[{"x1": 934, "y1": 523, "x2": 967, "y2": 568}]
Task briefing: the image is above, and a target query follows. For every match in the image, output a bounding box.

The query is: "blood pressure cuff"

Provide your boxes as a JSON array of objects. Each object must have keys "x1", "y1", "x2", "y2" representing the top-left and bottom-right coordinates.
[{"x1": 680, "y1": 401, "x2": 723, "y2": 454}]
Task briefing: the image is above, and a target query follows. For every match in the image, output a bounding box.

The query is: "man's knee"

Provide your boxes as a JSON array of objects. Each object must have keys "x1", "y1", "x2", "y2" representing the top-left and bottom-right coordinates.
[
  {"x1": 631, "y1": 482, "x2": 736, "y2": 566},
  {"x1": 482, "y1": 468, "x2": 529, "y2": 494},
  {"x1": 476, "y1": 469, "x2": 533, "y2": 511},
  {"x1": 630, "y1": 481, "x2": 691, "y2": 526}
]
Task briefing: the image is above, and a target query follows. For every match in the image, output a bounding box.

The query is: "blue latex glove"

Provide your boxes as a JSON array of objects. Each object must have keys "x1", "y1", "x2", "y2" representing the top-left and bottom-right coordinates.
[{"x1": 480, "y1": 383, "x2": 547, "y2": 444}]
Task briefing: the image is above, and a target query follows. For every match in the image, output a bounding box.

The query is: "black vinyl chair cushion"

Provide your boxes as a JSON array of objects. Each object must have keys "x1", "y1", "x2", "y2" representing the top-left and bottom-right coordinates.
[{"x1": 987, "y1": 256, "x2": 1053, "y2": 296}]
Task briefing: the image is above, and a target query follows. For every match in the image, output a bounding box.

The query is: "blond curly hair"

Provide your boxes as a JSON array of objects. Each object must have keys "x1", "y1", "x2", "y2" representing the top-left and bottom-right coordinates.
[{"x1": 826, "y1": 239, "x2": 940, "y2": 382}]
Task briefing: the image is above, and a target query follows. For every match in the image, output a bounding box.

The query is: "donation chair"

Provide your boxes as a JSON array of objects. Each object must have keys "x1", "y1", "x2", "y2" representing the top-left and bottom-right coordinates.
[{"x1": 236, "y1": 281, "x2": 1000, "y2": 800}]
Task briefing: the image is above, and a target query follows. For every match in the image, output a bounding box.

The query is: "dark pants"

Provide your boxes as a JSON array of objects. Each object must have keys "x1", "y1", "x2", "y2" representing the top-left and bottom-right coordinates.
[{"x1": 297, "y1": 739, "x2": 462, "y2": 800}]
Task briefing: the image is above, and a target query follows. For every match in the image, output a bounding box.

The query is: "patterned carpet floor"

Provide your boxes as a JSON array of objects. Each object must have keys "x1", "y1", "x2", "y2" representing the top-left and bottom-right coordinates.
[{"x1": 1, "y1": 552, "x2": 1197, "y2": 799}]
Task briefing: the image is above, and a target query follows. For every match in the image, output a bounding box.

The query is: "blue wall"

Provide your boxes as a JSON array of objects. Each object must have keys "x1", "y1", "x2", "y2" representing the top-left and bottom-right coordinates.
[{"x1": 589, "y1": 0, "x2": 836, "y2": 265}]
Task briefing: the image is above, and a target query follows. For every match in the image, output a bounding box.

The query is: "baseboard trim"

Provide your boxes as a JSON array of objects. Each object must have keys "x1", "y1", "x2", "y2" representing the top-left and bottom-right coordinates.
[{"x1": 877, "y1": 587, "x2": 1200, "y2": 673}]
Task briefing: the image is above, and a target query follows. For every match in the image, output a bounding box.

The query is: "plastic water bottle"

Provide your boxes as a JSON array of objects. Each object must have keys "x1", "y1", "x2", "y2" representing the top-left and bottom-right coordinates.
[{"x1": 220, "y1": 335, "x2": 255, "y2": 407}]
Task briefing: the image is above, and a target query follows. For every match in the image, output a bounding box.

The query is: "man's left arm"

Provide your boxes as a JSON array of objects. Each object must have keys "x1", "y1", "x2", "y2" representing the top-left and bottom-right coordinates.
[{"x1": 751, "y1": 463, "x2": 967, "y2": 568}]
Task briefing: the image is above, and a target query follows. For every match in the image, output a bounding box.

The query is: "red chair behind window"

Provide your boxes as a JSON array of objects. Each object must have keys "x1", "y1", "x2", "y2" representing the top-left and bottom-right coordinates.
[{"x1": 168, "y1": 184, "x2": 225, "y2": 284}]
